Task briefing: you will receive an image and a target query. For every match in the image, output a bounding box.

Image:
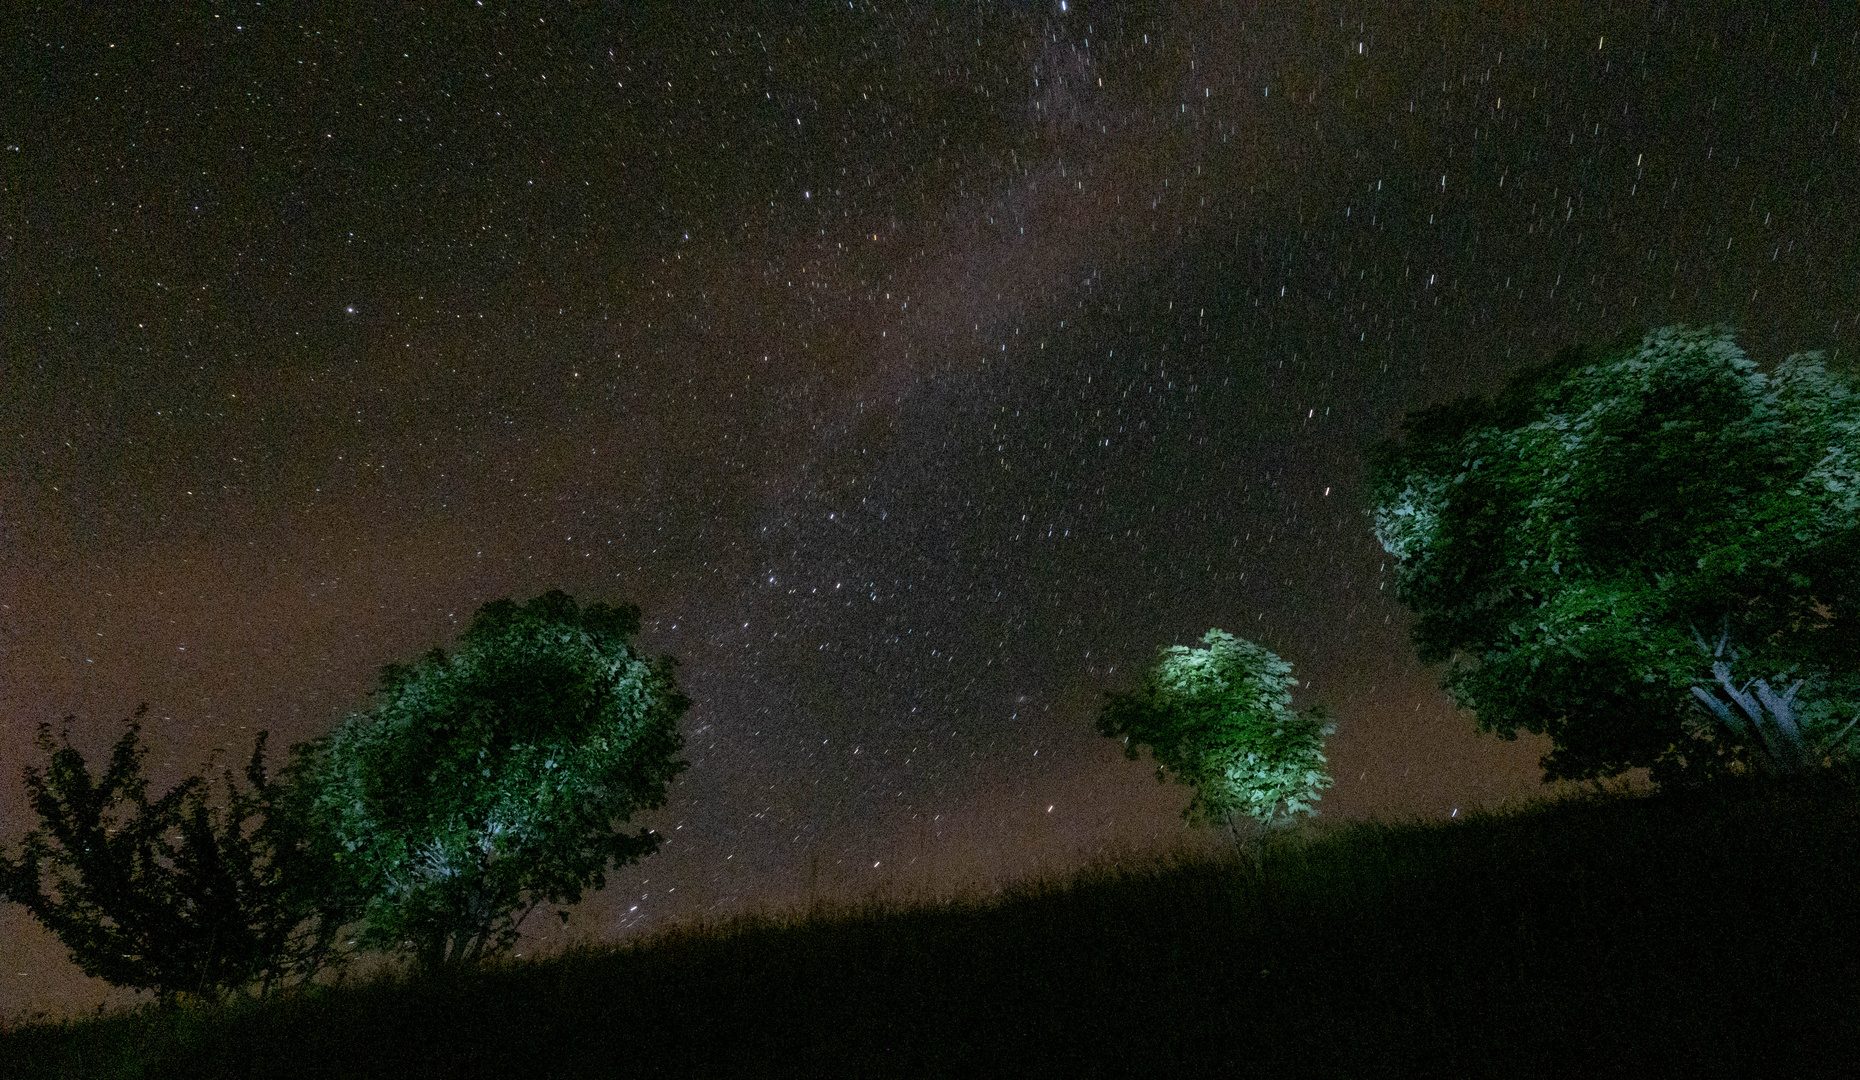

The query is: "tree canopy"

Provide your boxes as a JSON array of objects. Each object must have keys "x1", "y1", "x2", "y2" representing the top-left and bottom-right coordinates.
[
  {"x1": 0, "y1": 706, "x2": 357, "y2": 1003},
  {"x1": 1368, "y1": 325, "x2": 1860, "y2": 784},
  {"x1": 299, "y1": 590, "x2": 688, "y2": 968},
  {"x1": 1098, "y1": 629, "x2": 1334, "y2": 841}
]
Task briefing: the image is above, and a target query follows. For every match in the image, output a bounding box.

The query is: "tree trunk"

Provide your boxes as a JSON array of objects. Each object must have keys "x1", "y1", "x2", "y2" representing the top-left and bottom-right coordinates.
[
  {"x1": 1690, "y1": 661, "x2": 1810, "y2": 774},
  {"x1": 1689, "y1": 625, "x2": 1815, "y2": 774}
]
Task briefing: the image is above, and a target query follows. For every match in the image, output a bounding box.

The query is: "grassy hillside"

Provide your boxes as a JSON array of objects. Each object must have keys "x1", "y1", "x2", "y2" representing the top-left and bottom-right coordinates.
[{"x1": 6, "y1": 772, "x2": 1858, "y2": 1079}]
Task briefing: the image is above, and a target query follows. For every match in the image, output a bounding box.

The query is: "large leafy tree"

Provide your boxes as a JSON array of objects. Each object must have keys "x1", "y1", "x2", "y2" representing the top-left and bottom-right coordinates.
[
  {"x1": 1368, "y1": 325, "x2": 1860, "y2": 784},
  {"x1": 1098, "y1": 629, "x2": 1334, "y2": 843},
  {"x1": 0, "y1": 706, "x2": 359, "y2": 1003},
  {"x1": 300, "y1": 590, "x2": 688, "y2": 969}
]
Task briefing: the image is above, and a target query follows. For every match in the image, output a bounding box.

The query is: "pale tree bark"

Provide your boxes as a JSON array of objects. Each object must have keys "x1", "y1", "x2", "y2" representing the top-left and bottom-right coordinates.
[{"x1": 1688, "y1": 625, "x2": 1828, "y2": 775}]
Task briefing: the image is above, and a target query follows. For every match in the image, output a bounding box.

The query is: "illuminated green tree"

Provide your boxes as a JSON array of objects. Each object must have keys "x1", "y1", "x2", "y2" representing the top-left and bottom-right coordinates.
[
  {"x1": 1098, "y1": 630, "x2": 1334, "y2": 843},
  {"x1": 1368, "y1": 325, "x2": 1860, "y2": 784},
  {"x1": 298, "y1": 591, "x2": 688, "y2": 969},
  {"x1": 0, "y1": 707, "x2": 358, "y2": 1003}
]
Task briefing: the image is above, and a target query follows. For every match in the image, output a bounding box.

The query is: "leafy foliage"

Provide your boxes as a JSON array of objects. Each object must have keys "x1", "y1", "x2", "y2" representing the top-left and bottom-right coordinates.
[
  {"x1": 1098, "y1": 629, "x2": 1334, "y2": 839},
  {"x1": 0, "y1": 705, "x2": 358, "y2": 1003},
  {"x1": 1369, "y1": 325, "x2": 1860, "y2": 783},
  {"x1": 300, "y1": 590, "x2": 688, "y2": 968}
]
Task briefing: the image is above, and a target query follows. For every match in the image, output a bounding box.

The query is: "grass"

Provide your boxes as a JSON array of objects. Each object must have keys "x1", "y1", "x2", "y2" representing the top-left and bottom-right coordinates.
[{"x1": 5, "y1": 771, "x2": 1859, "y2": 1079}]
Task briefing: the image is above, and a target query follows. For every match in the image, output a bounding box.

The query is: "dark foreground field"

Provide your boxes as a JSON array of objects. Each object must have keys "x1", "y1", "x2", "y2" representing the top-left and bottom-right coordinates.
[{"x1": 6, "y1": 773, "x2": 1858, "y2": 1079}]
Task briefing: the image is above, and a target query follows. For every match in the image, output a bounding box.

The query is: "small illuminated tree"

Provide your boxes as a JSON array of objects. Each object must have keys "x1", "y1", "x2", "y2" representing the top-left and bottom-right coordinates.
[
  {"x1": 298, "y1": 591, "x2": 688, "y2": 969},
  {"x1": 1098, "y1": 629, "x2": 1334, "y2": 845}
]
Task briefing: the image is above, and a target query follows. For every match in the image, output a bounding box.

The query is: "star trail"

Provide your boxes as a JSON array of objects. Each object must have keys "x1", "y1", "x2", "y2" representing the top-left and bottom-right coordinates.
[{"x1": 3, "y1": 2, "x2": 1855, "y2": 1018}]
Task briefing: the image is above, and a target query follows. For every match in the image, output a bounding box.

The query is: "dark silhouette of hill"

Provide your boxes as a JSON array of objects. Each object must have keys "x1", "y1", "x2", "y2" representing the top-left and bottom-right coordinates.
[{"x1": 6, "y1": 770, "x2": 1857, "y2": 1079}]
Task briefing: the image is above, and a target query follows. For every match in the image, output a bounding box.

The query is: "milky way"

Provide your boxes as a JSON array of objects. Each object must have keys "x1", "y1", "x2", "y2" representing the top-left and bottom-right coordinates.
[{"x1": 4, "y1": 2, "x2": 1854, "y2": 1017}]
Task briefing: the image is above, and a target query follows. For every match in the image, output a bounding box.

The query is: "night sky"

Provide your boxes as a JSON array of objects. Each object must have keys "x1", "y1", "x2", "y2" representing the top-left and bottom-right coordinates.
[{"x1": 4, "y1": 2, "x2": 1856, "y2": 1018}]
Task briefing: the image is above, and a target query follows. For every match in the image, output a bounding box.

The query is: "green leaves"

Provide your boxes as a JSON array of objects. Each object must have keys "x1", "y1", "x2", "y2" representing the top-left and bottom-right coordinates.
[
  {"x1": 1099, "y1": 630, "x2": 1334, "y2": 839},
  {"x1": 1369, "y1": 326, "x2": 1860, "y2": 783},
  {"x1": 301, "y1": 591, "x2": 687, "y2": 969},
  {"x1": 3, "y1": 592, "x2": 685, "y2": 990}
]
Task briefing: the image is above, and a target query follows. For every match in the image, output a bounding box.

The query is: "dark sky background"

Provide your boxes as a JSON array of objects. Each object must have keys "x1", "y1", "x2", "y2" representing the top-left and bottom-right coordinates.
[{"x1": 4, "y1": 1, "x2": 1855, "y2": 1019}]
